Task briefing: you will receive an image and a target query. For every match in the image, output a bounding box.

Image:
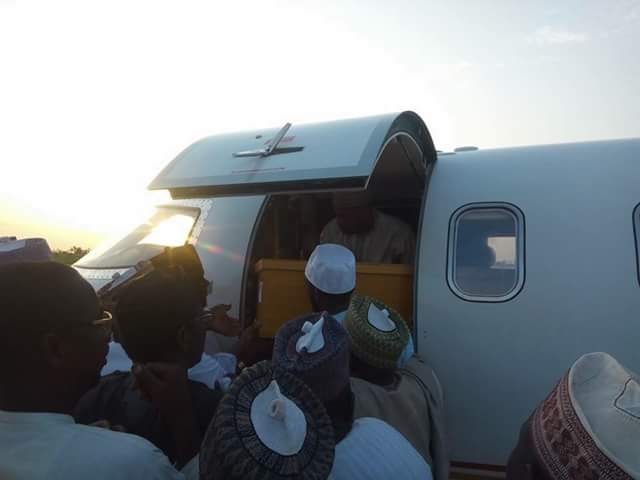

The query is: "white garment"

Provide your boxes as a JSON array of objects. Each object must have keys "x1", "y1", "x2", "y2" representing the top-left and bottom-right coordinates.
[
  {"x1": 333, "y1": 311, "x2": 348, "y2": 324},
  {"x1": 0, "y1": 410, "x2": 198, "y2": 480},
  {"x1": 187, "y1": 353, "x2": 236, "y2": 391},
  {"x1": 101, "y1": 342, "x2": 132, "y2": 376},
  {"x1": 102, "y1": 342, "x2": 236, "y2": 390},
  {"x1": 320, "y1": 210, "x2": 416, "y2": 265},
  {"x1": 330, "y1": 417, "x2": 432, "y2": 480}
]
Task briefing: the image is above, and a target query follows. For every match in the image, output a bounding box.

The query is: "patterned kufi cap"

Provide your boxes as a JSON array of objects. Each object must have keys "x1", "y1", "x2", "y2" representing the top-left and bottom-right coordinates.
[
  {"x1": 273, "y1": 312, "x2": 350, "y2": 403},
  {"x1": 344, "y1": 294, "x2": 409, "y2": 370},
  {"x1": 200, "y1": 360, "x2": 335, "y2": 480},
  {"x1": 531, "y1": 352, "x2": 639, "y2": 479}
]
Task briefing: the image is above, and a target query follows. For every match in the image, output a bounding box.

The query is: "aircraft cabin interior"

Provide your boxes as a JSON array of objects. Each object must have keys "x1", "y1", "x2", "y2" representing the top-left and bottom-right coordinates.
[{"x1": 241, "y1": 134, "x2": 428, "y2": 359}]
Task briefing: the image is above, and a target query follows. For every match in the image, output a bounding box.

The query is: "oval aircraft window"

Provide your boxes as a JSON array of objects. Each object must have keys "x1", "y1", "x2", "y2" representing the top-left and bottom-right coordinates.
[{"x1": 448, "y1": 204, "x2": 524, "y2": 301}]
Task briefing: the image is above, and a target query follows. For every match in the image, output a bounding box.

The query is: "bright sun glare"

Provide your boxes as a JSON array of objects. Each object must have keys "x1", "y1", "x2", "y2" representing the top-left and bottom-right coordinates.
[
  {"x1": 2, "y1": 1, "x2": 639, "y2": 249},
  {"x1": 139, "y1": 214, "x2": 197, "y2": 248}
]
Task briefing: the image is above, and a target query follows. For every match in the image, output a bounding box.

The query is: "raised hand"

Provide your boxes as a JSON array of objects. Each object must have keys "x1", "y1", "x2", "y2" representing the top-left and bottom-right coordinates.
[{"x1": 204, "y1": 304, "x2": 242, "y2": 337}]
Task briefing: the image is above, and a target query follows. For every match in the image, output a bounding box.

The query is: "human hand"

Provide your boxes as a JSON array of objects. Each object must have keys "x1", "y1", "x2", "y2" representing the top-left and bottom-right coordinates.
[{"x1": 205, "y1": 304, "x2": 242, "y2": 337}]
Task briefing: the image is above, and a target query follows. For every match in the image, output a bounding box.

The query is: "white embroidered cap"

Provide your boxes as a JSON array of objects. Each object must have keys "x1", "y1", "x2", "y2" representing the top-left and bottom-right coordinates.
[
  {"x1": 569, "y1": 352, "x2": 640, "y2": 478},
  {"x1": 250, "y1": 380, "x2": 307, "y2": 456},
  {"x1": 305, "y1": 244, "x2": 356, "y2": 295}
]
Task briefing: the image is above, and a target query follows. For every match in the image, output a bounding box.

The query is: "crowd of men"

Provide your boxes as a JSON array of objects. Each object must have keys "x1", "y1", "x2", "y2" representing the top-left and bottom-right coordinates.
[{"x1": 0, "y1": 198, "x2": 638, "y2": 480}]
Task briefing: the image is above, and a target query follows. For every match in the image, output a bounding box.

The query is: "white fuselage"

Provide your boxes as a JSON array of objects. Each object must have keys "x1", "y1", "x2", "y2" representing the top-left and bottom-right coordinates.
[{"x1": 75, "y1": 115, "x2": 640, "y2": 476}]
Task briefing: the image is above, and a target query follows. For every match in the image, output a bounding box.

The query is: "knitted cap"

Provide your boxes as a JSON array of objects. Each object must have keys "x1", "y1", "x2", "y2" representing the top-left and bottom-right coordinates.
[
  {"x1": 200, "y1": 360, "x2": 335, "y2": 480},
  {"x1": 344, "y1": 295, "x2": 409, "y2": 370},
  {"x1": 273, "y1": 312, "x2": 350, "y2": 403},
  {"x1": 530, "y1": 352, "x2": 638, "y2": 479}
]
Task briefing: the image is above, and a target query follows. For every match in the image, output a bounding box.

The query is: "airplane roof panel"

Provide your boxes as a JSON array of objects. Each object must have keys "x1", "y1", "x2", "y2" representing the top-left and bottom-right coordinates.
[{"x1": 148, "y1": 111, "x2": 435, "y2": 198}]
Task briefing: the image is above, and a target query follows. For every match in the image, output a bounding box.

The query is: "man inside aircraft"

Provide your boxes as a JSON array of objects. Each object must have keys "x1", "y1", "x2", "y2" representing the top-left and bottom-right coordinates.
[
  {"x1": 319, "y1": 191, "x2": 416, "y2": 264},
  {"x1": 0, "y1": 262, "x2": 199, "y2": 479},
  {"x1": 344, "y1": 294, "x2": 448, "y2": 480},
  {"x1": 305, "y1": 244, "x2": 414, "y2": 366}
]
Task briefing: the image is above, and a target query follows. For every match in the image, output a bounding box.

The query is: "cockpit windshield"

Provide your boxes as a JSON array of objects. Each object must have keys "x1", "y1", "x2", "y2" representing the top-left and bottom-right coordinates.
[{"x1": 75, "y1": 206, "x2": 200, "y2": 269}]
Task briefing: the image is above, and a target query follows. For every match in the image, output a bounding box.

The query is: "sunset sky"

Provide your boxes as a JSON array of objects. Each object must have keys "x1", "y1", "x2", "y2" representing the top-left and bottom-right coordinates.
[{"x1": 1, "y1": 0, "x2": 639, "y2": 249}]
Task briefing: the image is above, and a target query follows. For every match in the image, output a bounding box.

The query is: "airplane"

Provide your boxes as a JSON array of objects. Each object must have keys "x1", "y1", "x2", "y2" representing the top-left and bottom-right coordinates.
[{"x1": 69, "y1": 111, "x2": 640, "y2": 479}]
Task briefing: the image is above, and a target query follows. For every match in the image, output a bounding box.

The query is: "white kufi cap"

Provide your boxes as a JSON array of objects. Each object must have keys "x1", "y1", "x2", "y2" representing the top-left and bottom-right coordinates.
[{"x1": 305, "y1": 244, "x2": 356, "y2": 295}]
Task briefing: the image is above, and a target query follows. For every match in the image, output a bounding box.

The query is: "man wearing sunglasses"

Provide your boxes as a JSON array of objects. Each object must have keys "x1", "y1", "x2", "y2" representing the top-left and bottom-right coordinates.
[
  {"x1": 99, "y1": 244, "x2": 248, "y2": 386},
  {"x1": 75, "y1": 268, "x2": 224, "y2": 463},
  {"x1": 0, "y1": 262, "x2": 199, "y2": 479}
]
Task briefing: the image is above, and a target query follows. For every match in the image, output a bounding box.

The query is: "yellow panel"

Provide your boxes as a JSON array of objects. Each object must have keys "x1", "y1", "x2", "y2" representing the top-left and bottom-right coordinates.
[{"x1": 255, "y1": 259, "x2": 413, "y2": 338}]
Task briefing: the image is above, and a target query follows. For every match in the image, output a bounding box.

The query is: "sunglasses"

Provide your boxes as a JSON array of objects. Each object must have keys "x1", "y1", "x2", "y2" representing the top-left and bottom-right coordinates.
[
  {"x1": 58, "y1": 310, "x2": 114, "y2": 338},
  {"x1": 92, "y1": 311, "x2": 114, "y2": 337}
]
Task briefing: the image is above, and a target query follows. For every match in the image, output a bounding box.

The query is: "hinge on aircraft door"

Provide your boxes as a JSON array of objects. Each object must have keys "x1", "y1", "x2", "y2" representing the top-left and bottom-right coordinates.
[{"x1": 233, "y1": 122, "x2": 304, "y2": 158}]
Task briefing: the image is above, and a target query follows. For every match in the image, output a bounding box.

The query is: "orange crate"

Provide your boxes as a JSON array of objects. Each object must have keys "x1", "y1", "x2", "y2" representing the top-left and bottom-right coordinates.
[{"x1": 255, "y1": 259, "x2": 413, "y2": 338}]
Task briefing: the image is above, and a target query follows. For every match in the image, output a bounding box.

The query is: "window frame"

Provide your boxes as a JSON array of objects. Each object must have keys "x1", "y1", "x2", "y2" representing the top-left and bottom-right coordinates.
[
  {"x1": 447, "y1": 202, "x2": 525, "y2": 303},
  {"x1": 75, "y1": 205, "x2": 202, "y2": 270}
]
